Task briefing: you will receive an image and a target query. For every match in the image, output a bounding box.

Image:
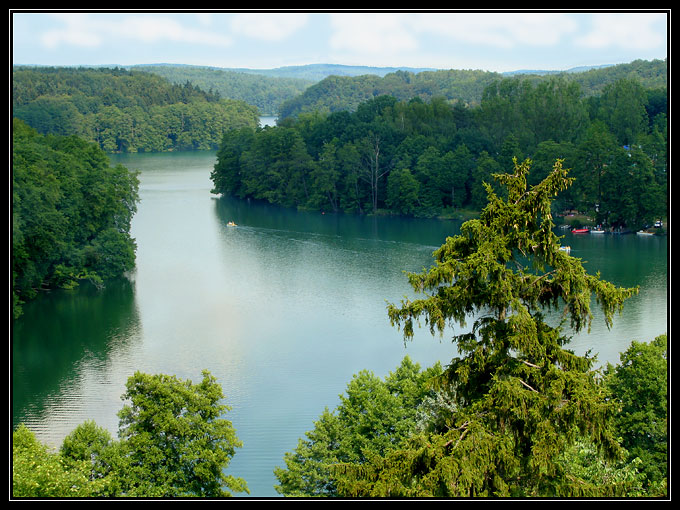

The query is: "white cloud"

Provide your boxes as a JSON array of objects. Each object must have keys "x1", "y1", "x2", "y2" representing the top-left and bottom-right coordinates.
[
  {"x1": 41, "y1": 13, "x2": 102, "y2": 48},
  {"x1": 228, "y1": 13, "x2": 309, "y2": 42},
  {"x1": 409, "y1": 12, "x2": 579, "y2": 49},
  {"x1": 119, "y1": 16, "x2": 231, "y2": 46},
  {"x1": 329, "y1": 13, "x2": 419, "y2": 54},
  {"x1": 325, "y1": 12, "x2": 581, "y2": 67},
  {"x1": 576, "y1": 13, "x2": 666, "y2": 50},
  {"x1": 41, "y1": 13, "x2": 232, "y2": 50}
]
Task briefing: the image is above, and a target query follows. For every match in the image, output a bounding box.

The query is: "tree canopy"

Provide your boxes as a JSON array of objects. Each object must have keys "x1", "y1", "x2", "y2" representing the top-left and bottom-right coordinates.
[
  {"x1": 12, "y1": 370, "x2": 248, "y2": 498},
  {"x1": 212, "y1": 74, "x2": 667, "y2": 229},
  {"x1": 274, "y1": 356, "x2": 443, "y2": 497},
  {"x1": 12, "y1": 119, "x2": 140, "y2": 317},
  {"x1": 604, "y1": 334, "x2": 668, "y2": 490}
]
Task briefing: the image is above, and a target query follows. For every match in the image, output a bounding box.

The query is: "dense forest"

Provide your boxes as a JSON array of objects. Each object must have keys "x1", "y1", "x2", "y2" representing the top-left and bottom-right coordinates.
[
  {"x1": 130, "y1": 60, "x2": 666, "y2": 120},
  {"x1": 12, "y1": 119, "x2": 140, "y2": 318},
  {"x1": 12, "y1": 66, "x2": 260, "y2": 153},
  {"x1": 277, "y1": 59, "x2": 667, "y2": 118},
  {"x1": 211, "y1": 72, "x2": 667, "y2": 230}
]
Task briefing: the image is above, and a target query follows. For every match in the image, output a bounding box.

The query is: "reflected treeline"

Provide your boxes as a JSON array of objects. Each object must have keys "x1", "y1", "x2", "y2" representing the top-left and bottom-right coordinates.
[
  {"x1": 212, "y1": 194, "x2": 461, "y2": 249},
  {"x1": 12, "y1": 277, "x2": 141, "y2": 427}
]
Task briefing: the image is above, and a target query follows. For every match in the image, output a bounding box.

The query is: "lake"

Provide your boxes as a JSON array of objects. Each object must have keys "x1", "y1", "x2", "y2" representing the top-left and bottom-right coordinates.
[{"x1": 12, "y1": 150, "x2": 668, "y2": 497}]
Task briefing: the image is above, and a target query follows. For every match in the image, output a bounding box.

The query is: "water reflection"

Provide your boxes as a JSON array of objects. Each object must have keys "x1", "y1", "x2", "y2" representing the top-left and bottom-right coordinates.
[{"x1": 12, "y1": 277, "x2": 142, "y2": 443}]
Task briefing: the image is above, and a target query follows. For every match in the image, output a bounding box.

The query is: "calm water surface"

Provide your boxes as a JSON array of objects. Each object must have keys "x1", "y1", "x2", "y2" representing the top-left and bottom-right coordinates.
[{"x1": 12, "y1": 151, "x2": 668, "y2": 497}]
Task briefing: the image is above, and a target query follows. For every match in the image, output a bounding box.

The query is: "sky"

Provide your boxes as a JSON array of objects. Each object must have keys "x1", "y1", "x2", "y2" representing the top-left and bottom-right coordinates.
[{"x1": 11, "y1": 10, "x2": 669, "y2": 73}]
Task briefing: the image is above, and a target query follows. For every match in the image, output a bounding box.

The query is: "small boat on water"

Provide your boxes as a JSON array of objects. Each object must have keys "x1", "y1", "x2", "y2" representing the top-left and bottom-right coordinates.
[
  {"x1": 559, "y1": 246, "x2": 571, "y2": 253},
  {"x1": 227, "y1": 221, "x2": 237, "y2": 227},
  {"x1": 591, "y1": 229, "x2": 606, "y2": 234},
  {"x1": 636, "y1": 230, "x2": 655, "y2": 236},
  {"x1": 571, "y1": 228, "x2": 589, "y2": 233}
]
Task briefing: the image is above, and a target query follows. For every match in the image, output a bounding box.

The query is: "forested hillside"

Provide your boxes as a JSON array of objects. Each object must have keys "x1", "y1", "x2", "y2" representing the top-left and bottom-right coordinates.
[
  {"x1": 277, "y1": 59, "x2": 667, "y2": 119},
  {"x1": 12, "y1": 66, "x2": 260, "y2": 153},
  {"x1": 212, "y1": 73, "x2": 667, "y2": 230}
]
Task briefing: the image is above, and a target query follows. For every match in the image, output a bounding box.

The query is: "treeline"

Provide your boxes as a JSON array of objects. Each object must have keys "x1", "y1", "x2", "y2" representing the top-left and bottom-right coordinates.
[
  {"x1": 211, "y1": 75, "x2": 667, "y2": 229},
  {"x1": 132, "y1": 64, "x2": 313, "y2": 116},
  {"x1": 12, "y1": 66, "x2": 260, "y2": 153},
  {"x1": 12, "y1": 119, "x2": 140, "y2": 318},
  {"x1": 278, "y1": 59, "x2": 667, "y2": 118}
]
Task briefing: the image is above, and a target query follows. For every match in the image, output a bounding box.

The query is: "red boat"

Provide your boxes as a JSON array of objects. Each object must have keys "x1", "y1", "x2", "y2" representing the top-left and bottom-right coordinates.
[{"x1": 571, "y1": 228, "x2": 589, "y2": 233}]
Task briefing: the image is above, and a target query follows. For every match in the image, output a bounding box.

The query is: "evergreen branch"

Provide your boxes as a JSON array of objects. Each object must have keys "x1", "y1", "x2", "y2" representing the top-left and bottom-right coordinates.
[{"x1": 519, "y1": 379, "x2": 539, "y2": 393}]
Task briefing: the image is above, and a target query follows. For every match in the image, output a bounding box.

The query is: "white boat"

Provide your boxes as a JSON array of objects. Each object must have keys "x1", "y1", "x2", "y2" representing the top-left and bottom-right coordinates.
[
  {"x1": 227, "y1": 221, "x2": 237, "y2": 227},
  {"x1": 637, "y1": 230, "x2": 655, "y2": 236},
  {"x1": 559, "y1": 246, "x2": 571, "y2": 253},
  {"x1": 591, "y1": 229, "x2": 606, "y2": 234}
]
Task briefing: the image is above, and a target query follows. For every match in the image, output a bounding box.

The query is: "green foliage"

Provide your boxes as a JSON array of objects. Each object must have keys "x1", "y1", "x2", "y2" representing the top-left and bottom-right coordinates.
[
  {"x1": 12, "y1": 119, "x2": 140, "y2": 317},
  {"x1": 274, "y1": 356, "x2": 442, "y2": 497},
  {"x1": 13, "y1": 66, "x2": 260, "y2": 153},
  {"x1": 13, "y1": 371, "x2": 248, "y2": 498},
  {"x1": 116, "y1": 370, "x2": 248, "y2": 497},
  {"x1": 555, "y1": 438, "x2": 652, "y2": 497},
  {"x1": 331, "y1": 159, "x2": 640, "y2": 497},
  {"x1": 212, "y1": 70, "x2": 667, "y2": 228},
  {"x1": 604, "y1": 335, "x2": 668, "y2": 489},
  {"x1": 13, "y1": 424, "x2": 107, "y2": 497}
]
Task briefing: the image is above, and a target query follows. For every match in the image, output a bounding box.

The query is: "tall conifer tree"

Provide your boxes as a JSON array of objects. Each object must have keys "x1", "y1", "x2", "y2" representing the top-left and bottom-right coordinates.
[{"x1": 334, "y1": 158, "x2": 639, "y2": 497}]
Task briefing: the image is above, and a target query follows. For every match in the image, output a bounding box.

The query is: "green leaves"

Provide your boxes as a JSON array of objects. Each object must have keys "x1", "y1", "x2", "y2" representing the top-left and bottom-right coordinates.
[
  {"x1": 13, "y1": 424, "x2": 107, "y2": 498},
  {"x1": 604, "y1": 335, "x2": 667, "y2": 488},
  {"x1": 117, "y1": 370, "x2": 247, "y2": 497},
  {"x1": 274, "y1": 357, "x2": 442, "y2": 497},
  {"x1": 12, "y1": 120, "x2": 140, "y2": 317},
  {"x1": 13, "y1": 370, "x2": 248, "y2": 498}
]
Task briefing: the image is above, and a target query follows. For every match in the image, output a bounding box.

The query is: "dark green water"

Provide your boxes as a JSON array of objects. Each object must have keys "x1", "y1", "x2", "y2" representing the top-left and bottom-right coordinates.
[{"x1": 12, "y1": 151, "x2": 668, "y2": 497}]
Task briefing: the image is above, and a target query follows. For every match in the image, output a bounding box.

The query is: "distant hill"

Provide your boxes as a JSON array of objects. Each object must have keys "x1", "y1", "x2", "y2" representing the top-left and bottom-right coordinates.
[
  {"x1": 220, "y1": 63, "x2": 439, "y2": 81},
  {"x1": 130, "y1": 64, "x2": 313, "y2": 116},
  {"x1": 135, "y1": 62, "x2": 614, "y2": 82},
  {"x1": 130, "y1": 63, "x2": 440, "y2": 115},
  {"x1": 501, "y1": 64, "x2": 614, "y2": 76},
  {"x1": 276, "y1": 59, "x2": 667, "y2": 118}
]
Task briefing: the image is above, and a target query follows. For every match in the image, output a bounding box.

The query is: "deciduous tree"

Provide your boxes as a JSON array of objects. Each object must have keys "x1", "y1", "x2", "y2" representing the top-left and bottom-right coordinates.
[{"x1": 117, "y1": 370, "x2": 248, "y2": 497}]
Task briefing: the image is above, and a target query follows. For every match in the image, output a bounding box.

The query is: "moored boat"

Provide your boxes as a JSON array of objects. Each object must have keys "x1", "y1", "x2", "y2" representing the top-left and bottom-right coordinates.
[{"x1": 571, "y1": 228, "x2": 589, "y2": 233}]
